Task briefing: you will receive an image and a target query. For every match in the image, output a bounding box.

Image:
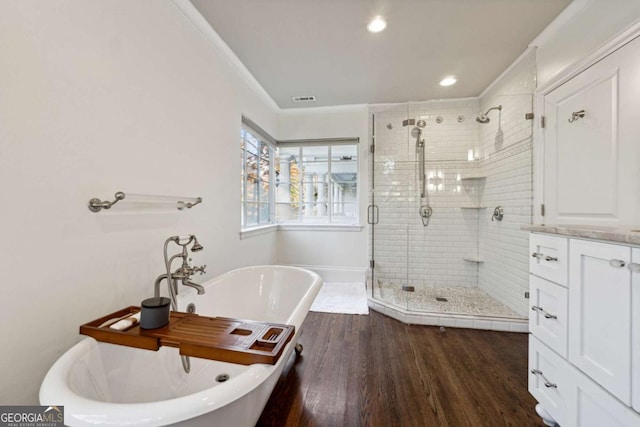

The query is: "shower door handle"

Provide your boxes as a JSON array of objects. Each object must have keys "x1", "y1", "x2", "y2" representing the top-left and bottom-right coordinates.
[{"x1": 367, "y1": 205, "x2": 379, "y2": 225}]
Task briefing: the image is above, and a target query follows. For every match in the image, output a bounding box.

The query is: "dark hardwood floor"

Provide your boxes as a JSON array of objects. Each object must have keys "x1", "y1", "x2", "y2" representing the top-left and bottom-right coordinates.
[{"x1": 258, "y1": 310, "x2": 542, "y2": 427}]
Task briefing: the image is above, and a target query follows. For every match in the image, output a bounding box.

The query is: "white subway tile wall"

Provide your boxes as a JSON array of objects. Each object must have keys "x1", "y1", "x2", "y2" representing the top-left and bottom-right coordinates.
[
  {"x1": 369, "y1": 50, "x2": 536, "y2": 319},
  {"x1": 371, "y1": 100, "x2": 481, "y2": 291},
  {"x1": 477, "y1": 50, "x2": 536, "y2": 317}
]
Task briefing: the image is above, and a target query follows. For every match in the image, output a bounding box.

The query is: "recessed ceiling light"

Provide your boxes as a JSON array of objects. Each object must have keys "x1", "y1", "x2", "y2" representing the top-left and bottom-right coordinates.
[
  {"x1": 440, "y1": 76, "x2": 457, "y2": 87},
  {"x1": 367, "y1": 16, "x2": 387, "y2": 33}
]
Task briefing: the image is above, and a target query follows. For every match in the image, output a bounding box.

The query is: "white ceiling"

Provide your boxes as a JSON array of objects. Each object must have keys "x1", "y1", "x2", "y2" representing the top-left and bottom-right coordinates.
[{"x1": 191, "y1": 0, "x2": 572, "y2": 109}]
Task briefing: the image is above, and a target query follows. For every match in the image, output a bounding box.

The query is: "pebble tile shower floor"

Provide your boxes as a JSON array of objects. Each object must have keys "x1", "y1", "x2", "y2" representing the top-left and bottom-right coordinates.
[{"x1": 373, "y1": 282, "x2": 522, "y2": 318}]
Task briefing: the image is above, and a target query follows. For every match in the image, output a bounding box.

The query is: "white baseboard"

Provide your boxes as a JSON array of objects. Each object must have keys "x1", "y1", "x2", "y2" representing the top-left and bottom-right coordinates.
[{"x1": 285, "y1": 264, "x2": 367, "y2": 283}]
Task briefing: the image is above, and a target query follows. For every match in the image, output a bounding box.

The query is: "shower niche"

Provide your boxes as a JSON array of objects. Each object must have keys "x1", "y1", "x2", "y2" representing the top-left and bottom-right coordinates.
[
  {"x1": 459, "y1": 176, "x2": 486, "y2": 209},
  {"x1": 368, "y1": 95, "x2": 533, "y2": 328}
]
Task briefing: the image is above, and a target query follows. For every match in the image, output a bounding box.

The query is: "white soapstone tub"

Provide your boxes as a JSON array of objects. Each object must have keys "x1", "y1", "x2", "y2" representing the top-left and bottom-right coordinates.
[{"x1": 40, "y1": 265, "x2": 322, "y2": 426}]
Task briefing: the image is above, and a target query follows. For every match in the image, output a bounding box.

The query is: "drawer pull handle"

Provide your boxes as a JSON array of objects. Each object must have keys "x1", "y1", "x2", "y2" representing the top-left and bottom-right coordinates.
[
  {"x1": 630, "y1": 263, "x2": 640, "y2": 273},
  {"x1": 609, "y1": 259, "x2": 626, "y2": 268},
  {"x1": 544, "y1": 256, "x2": 558, "y2": 262},
  {"x1": 531, "y1": 306, "x2": 558, "y2": 320},
  {"x1": 530, "y1": 369, "x2": 557, "y2": 389},
  {"x1": 532, "y1": 252, "x2": 542, "y2": 258}
]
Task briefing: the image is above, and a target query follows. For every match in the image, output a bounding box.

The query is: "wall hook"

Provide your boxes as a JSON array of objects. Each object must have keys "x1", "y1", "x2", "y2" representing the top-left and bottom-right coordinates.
[{"x1": 568, "y1": 110, "x2": 586, "y2": 123}]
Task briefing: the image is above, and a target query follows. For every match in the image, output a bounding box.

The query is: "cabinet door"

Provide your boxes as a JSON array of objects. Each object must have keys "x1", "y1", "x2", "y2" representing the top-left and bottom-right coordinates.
[
  {"x1": 530, "y1": 275, "x2": 568, "y2": 357},
  {"x1": 568, "y1": 366, "x2": 640, "y2": 427},
  {"x1": 568, "y1": 239, "x2": 631, "y2": 404},
  {"x1": 543, "y1": 35, "x2": 640, "y2": 226},
  {"x1": 632, "y1": 248, "x2": 640, "y2": 412}
]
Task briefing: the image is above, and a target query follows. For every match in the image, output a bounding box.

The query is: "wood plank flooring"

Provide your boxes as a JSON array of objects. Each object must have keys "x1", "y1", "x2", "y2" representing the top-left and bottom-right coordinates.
[{"x1": 258, "y1": 310, "x2": 542, "y2": 427}]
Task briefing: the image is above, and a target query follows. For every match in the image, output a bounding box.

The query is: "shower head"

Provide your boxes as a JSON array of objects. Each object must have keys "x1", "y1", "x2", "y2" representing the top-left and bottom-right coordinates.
[
  {"x1": 476, "y1": 105, "x2": 502, "y2": 124},
  {"x1": 411, "y1": 127, "x2": 422, "y2": 139},
  {"x1": 190, "y1": 236, "x2": 204, "y2": 252}
]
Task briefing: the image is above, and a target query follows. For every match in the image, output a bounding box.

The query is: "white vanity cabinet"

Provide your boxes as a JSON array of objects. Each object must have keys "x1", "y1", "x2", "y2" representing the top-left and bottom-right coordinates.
[
  {"x1": 632, "y1": 248, "x2": 640, "y2": 413},
  {"x1": 528, "y1": 232, "x2": 640, "y2": 426}
]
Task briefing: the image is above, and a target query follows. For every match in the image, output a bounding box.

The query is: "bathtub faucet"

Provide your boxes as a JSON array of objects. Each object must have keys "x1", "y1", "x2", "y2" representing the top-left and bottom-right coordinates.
[
  {"x1": 155, "y1": 235, "x2": 207, "y2": 311},
  {"x1": 182, "y1": 280, "x2": 205, "y2": 295}
]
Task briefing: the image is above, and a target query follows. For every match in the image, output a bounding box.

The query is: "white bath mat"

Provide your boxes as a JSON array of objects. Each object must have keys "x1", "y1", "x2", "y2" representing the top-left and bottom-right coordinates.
[{"x1": 310, "y1": 282, "x2": 369, "y2": 315}]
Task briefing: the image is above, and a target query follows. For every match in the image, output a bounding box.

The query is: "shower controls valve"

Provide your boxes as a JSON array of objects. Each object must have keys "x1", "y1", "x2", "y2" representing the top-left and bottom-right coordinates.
[
  {"x1": 491, "y1": 206, "x2": 504, "y2": 221},
  {"x1": 420, "y1": 205, "x2": 433, "y2": 218}
]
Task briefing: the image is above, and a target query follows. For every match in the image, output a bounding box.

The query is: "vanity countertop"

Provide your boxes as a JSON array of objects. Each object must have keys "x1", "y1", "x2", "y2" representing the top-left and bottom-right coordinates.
[{"x1": 521, "y1": 224, "x2": 640, "y2": 245}]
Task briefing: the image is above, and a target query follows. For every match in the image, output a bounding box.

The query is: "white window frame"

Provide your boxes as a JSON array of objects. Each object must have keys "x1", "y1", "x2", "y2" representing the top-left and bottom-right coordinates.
[
  {"x1": 240, "y1": 117, "x2": 276, "y2": 231},
  {"x1": 275, "y1": 138, "x2": 360, "y2": 227}
]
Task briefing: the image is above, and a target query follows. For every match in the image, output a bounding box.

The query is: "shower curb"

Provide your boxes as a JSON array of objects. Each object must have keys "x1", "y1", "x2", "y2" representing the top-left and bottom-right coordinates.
[{"x1": 368, "y1": 298, "x2": 529, "y2": 333}]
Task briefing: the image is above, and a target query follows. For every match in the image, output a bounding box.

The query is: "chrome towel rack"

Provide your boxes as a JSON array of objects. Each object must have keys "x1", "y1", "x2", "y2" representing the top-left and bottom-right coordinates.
[{"x1": 88, "y1": 191, "x2": 202, "y2": 212}]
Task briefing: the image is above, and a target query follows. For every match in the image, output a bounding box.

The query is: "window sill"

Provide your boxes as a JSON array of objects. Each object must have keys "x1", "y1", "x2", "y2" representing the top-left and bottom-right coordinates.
[
  {"x1": 240, "y1": 223, "x2": 364, "y2": 239},
  {"x1": 239, "y1": 224, "x2": 278, "y2": 239},
  {"x1": 277, "y1": 224, "x2": 363, "y2": 232}
]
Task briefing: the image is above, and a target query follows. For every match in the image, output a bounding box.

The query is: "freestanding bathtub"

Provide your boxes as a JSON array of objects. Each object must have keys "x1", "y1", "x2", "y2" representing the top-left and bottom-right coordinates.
[{"x1": 40, "y1": 265, "x2": 322, "y2": 426}]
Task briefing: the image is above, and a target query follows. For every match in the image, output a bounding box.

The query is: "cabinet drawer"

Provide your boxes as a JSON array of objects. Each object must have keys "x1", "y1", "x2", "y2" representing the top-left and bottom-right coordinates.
[
  {"x1": 529, "y1": 336, "x2": 571, "y2": 427},
  {"x1": 530, "y1": 233, "x2": 568, "y2": 286},
  {"x1": 529, "y1": 275, "x2": 568, "y2": 357}
]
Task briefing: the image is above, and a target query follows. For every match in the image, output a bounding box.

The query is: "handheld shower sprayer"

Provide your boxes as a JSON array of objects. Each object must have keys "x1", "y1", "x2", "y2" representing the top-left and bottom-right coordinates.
[
  {"x1": 403, "y1": 118, "x2": 432, "y2": 226},
  {"x1": 190, "y1": 236, "x2": 204, "y2": 252},
  {"x1": 170, "y1": 235, "x2": 204, "y2": 252}
]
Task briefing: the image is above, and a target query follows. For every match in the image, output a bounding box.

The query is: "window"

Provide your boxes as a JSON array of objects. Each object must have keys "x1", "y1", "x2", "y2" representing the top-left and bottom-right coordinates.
[
  {"x1": 275, "y1": 140, "x2": 359, "y2": 225},
  {"x1": 240, "y1": 119, "x2": 275, "y2": 229}
]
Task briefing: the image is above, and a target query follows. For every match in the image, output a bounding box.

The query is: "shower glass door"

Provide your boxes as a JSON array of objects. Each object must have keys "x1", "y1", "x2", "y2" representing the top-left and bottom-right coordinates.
[
  {"x1": 369, "y1": 107, "x2": 412, "y2": 310},
  {"x1": 370, "y1": 104, "x2": 480, "y2": 315}
]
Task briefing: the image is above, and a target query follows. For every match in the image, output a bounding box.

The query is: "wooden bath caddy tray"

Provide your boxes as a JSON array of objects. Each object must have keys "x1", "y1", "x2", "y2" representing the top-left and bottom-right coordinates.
[{"x1": 79, "y1": 306, "x2": 295, "y2": 365}]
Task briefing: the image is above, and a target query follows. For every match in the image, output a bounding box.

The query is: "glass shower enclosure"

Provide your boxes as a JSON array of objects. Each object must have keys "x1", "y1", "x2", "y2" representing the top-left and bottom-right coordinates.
[{"x1": 368, "y1": 99, "x2": 532, "y2": 320}]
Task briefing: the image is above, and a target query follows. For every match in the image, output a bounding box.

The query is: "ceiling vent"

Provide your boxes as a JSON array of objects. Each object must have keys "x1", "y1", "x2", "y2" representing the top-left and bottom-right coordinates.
[{"x1": 292, "y1": 95, "x2": 316, "y2": 103}]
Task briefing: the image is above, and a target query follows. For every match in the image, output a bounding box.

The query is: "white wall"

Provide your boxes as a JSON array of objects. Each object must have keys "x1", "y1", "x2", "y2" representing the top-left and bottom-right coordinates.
[
  {"x1": 0, "y1": 0, "x2": 278, "y2": 404},
  {"x1": 276, "y1": 106, "x2": 369, "y2": 270},
  {"x1": 535, "y1": 0, "x2": 640, "y2": 87}
]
